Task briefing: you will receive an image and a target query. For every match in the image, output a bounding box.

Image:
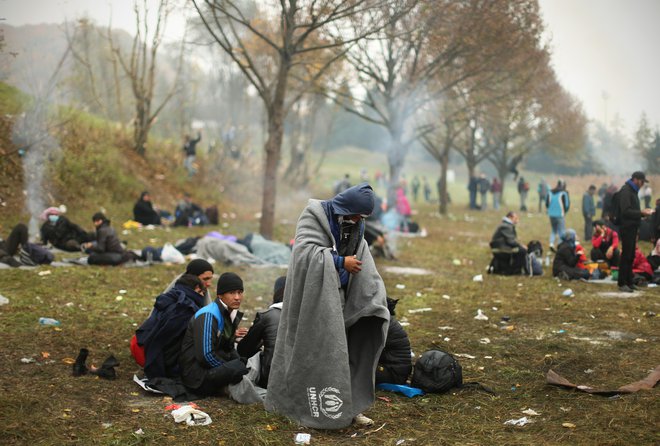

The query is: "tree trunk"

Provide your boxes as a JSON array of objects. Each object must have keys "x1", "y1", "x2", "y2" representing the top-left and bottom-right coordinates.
[
  {"x1": 259, "y1": 64, "x2": 289, "y2": 239},
  {"x1": 438, "y1": 148, "x2": 450, "y2": 215},
  {"x1": 386, "y1": 124, "x2": 405, "y2": 208}
]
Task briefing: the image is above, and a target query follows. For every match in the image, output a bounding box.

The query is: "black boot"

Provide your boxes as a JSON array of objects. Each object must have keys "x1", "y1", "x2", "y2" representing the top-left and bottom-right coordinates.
[{"x1": 72, "y1": 348, "x2": 89, "y2": 377}]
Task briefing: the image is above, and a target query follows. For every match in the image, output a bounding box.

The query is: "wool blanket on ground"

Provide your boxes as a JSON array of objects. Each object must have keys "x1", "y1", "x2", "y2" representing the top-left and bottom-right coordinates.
[
  {"x1": 248, "y1": 234, "x2": 291, "y2": 265},
  {"x1": 265, "y1": 199, "x2": 389, "y2": 429},
  {"x1": 195, "y1": 236, "x2": 266, "y2": 266}
]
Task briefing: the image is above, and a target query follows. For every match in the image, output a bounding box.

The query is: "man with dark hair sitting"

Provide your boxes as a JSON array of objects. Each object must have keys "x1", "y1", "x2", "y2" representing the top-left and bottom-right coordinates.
[
  {"x1": 83, "y1": 213, "x2": 134, "y2": 265},
  {"x1": 134, "y1": 274, "x2": 207, "y2": 379},
  {"x1": 179, "y1": 272, "x2": 250, "y2": 395},
  {"x1": 489, "y1": 211, "x2": 527, "y2": 275},
  {"x1": 237, "y1": 276, "x2": 285, "y2": 388},
  {"x1": 591, "y1": 219, "x2": 620, "y2": 268}
]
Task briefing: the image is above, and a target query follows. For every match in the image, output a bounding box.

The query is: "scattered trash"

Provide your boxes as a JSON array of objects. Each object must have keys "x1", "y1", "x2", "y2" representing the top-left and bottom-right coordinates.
[
  {"x1": 171, "y1": 405, "x2": 212, "y2": 426},
  {"x1": 438, "y1": 326, "x2": 454, "y2": 330},
  {"x1": 454, "y1": 353, "x2": 476, "y2": 359},
  {"x1": 102, "y1": 422, "x2": 112, "y2": 429},
  {"x1": 562, "y1": 289, "x2": 574, "y2": 297},
  {"x1": 556, "y1": 329, "x2": 566, "y2": 334},
  {"x1": 452, "y1": 259, "x2": 461, "y2": 265},
  {"x1": 134, "y1": 428, "x2": 144, "y2": 435},
  {"x1": 472, "y1": 274, "x2": 483, "y2": 282},
  {"x1": 644, "y1": 311, "x2": 656, "y2": 317},
  {"x1": 562, "y1": 422, "x2": 576, "y2": 429},
  {"x1": 399, "y1": 322, "x2": 410, "y2": 327},
  {"x1": 21, "y1": 357, "x2": 36, "y2": 364},
  {"x1": 395, "y1": 284, "x2": 406, "y2": 289},
  {"x1": 408, "y1": 307, "x2": 432, "y2": 313},
  {"x1": 634, "y1": 338, "x2": 648, "y2": 343},
  {"x1": 501, "y1": 325, "x2": 515, "y2": 331},
  {"x1": 119, "y1": 290, "x2": 127, "y2": 294},
  {"x1": 396, "y1": 440, "x2": 405, "y2": 446},
  {"x1": 265, "y1": 424, "x2": 277, "y2": 431},
  {"x1": 38, "y1": 317, "x2": 60, "y2": 326},
  {"x1": 382, "y1": 266, "x2": 433, "y2": 275},
  {"x1": 474, "y1": 309, "x2": 488, "y2": 320},
  {"x1": 38, "y1": 270, "x2": 52, "y2": 276},
  {"x1": 0, "y1": 295, "x2": 9, "y2": 306},
  {"x1": 442, "y1": 294, "x2": 451, "y2": 300},
  {"x1": 443, "y1": 337, "x2": 450, "y2": 342},
  {"x1": 522, "y1": 408, "x2": 541, "y2": 416},
  {"x1": 559, "y1": 407, "x2": 570, "y2": 412},
  {"x1": 294, "y1": 433, "x2": 311, "y2": 444},
  {"x1": 41, "y1": 351, "x2": 50, "y2": 359},
  {"x1": 517, "y1": 283, "x2": 523, "y2": 287},
  {"x1": 501, "y1": 316, "x2": 511, "y2": 322},
  {"x1": 65, "y1": 302, "x2": 74, "y2": 307},
  {"x1": 479, "y1": 338, "x2": 491, "y2": 344},
  {"x1": 484, "y1": 356, "x2": 493, "y2": 359},
  {"x1": 504, "y1": 417, "x2": 530, "y2": 426},
  {"x1": 416, "y1": 292, "x2": 422, "y2": 297},
  {"x1": 584, "y1": 369, "x2": 594, "y2": 374},
  {"x1": 491, "y1": 306, "x2": 498, "y2": 311},
  {"x1": 115, "y1": 296, "x2": 123, "y2": 301}
]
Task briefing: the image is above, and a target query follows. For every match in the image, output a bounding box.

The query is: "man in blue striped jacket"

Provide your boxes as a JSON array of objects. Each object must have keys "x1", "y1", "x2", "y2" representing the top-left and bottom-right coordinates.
[{"x1": 179, "y1": 272, "x2": 249, "y2": 395}]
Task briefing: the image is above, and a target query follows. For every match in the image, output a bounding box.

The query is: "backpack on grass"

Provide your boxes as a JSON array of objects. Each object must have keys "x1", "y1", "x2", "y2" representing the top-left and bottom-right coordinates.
[{"x1": 411, "y1": 349, "x2": 495, "y2": 394}]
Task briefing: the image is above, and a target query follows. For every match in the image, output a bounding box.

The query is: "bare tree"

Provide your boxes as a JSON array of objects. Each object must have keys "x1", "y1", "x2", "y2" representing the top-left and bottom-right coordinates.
[
  {"x1": 108, "y1": 0, "x2": 183, "y2": 156},
  {"x1": 192, "y1": 0, "x2": 396, "y2": 238}
]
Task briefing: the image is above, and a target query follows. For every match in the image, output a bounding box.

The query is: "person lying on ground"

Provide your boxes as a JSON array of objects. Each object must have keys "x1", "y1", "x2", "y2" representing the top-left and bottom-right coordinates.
[
  {"x1": 83, "y1": 212, "x2": 136, "y2": 266},
  {"x1": 178, "y1": 272, "x2": 250, "y2": 396},
  {"x1": 376, "y1": 297, "x2": 412, "y2": 386},
  {"x1": 591, "y1": 219, "x2": 620, "y2": 267},
  {"x1": 553, "y1": 229, "x2": 589, "y2": 281},
  {"x1": 236, "y1": 276, "x2": 285, "y2": 388},
  {"x1": 132, "y1": 274, "x2": 207, "y2": 379},
  {"x1": 40, "y1": 207, "x2": 94, "y2": 252},
  {"x1": 133, "y1": 191, "x2": 168, "y2": 226},
  {"x1": 0, "y1": 223, "x2": 28, "y2": 267}
]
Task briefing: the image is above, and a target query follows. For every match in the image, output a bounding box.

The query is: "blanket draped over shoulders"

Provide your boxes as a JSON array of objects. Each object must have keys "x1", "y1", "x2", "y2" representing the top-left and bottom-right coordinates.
[{"x1": 265, "y1": 199, "x2": 389, "y2": 429}]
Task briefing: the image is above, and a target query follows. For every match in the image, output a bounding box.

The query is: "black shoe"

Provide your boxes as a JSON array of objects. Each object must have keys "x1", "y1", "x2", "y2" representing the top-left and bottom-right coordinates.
[
  {"x1": 630, "y1": 284, "x2": 641, "y2": 291},
  {"x1": 618, "y1": 285, "x2": 634, "y2": 293},
  {"x1": 72, "y1": 348, "x2": 89, "y2": 377}
]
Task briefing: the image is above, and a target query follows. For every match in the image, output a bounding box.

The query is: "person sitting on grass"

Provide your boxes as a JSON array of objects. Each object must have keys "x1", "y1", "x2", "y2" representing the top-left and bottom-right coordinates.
[
  {"x1": 178, "y1": 272, "x2": 250, "y2": 396},
  {"x1": 236, "y1": 276, "x2": 285, "y2": 388},
  {"x1": 489, "y1": 211, "x2": 527, "y2": 275},
  {"x1": 375, "y1": 297, "x2": 412, "y2": 386},
  {"x1": 83, "y1": 212, "x2": 135, "y2": 266},
  {"x1": 133, "y1": 274, "x2": 208, "y2": 380},
  {"x1": 591, "y1": 219, "x2": 620, "y2": 268},
  {"x1": 552, "y1": 229, "x2": 589, "y2": 281},
  {"x1": 40, "y1": 207, "x2": 94, "y2": 252},
  {"x1": 133, "y1": 191, "x2": 167, "y2": 226}
]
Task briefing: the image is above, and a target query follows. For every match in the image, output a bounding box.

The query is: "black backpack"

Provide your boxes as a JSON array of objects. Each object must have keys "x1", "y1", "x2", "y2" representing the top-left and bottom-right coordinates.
[{"x1": 411, "y1": 350, "x2": 463, "y2": 393}]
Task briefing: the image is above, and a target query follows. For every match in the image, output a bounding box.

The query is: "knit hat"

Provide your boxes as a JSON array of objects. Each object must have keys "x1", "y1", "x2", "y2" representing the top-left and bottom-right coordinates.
[
  {"x1": 40, "y1": 207, "x2": 61, "y2": 221},
  {"x1": 185, "y1": 259, "x2": 214, "y2": 276},
  {"x1": 92, "y1": 212, "x2": 107, "y2": 222},
  {"x1": 217, "y1": 272, "x2": 243, "y2": 295}
]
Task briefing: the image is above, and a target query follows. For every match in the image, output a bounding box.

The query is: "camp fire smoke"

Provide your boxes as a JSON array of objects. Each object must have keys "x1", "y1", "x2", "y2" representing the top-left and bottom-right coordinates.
[{"x1": 12, "y1": 99, "x2": 61, "y2": 238}]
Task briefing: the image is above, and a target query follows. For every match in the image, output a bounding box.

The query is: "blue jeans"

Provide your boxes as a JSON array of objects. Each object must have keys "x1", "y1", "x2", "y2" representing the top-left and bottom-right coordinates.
[{"x1": 549, "y1": 217, "x2": 565, "y2": 246}]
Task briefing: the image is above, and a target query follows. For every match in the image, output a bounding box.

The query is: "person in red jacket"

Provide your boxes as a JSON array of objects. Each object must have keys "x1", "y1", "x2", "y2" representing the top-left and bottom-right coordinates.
[
  {"x1": 632, "y1": 245, "x2": 653, "y2": 282},
  {"x1": 590, "y1": 220, "x2": 620, "y2": 267}
]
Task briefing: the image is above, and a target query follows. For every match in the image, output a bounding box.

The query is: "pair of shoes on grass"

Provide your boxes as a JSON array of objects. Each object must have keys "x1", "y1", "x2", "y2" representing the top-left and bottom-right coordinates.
[{"x1": 618, "y1": 285, "x2": 635, "y2": 293}]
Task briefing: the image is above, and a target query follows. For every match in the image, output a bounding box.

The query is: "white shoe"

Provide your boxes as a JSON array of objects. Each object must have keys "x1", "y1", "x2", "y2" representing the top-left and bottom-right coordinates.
[{"x1": 353, "y1": 413, "x2": 374, "y2": 426}]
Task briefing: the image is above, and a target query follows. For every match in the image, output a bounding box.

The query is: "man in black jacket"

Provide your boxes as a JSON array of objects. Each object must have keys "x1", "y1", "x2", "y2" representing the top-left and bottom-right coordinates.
[
  {"x1": 83, "y1": 212, "x2": 132, "y2": 265},
  {"x1": 237, "y1": 276, "x2": 285, "y2": 388},
  {"x1": 375, "y1": 298, "x2": 412, "y2": 385},
  {"x1": 617, "y1": 172, "x2": 654, "y2": 292},
  {"x1": 179, "y1": 272, "x2": 249, "y2": 395},
  {"x1": 40, "y1": 208, "x2": 93, "y2": 251},
  {"x1": 489, "y1": 211, "x2": 527, "y2": 274}
]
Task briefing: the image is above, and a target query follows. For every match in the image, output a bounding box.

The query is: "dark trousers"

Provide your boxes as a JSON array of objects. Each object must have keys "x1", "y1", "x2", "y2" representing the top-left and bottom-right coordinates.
[
  {"x1": 583, "y1": 215, "x2": 593, "y2": 241},
  {"x1": 618, "y1": 226, "x2": 638, "y2": 287},
  {"x1": 5, "y1": 224, "x2": 28, "y2": 256}
]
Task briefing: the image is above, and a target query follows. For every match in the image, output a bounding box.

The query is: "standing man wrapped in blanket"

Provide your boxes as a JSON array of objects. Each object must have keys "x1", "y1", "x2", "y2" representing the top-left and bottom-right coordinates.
[{"x1": 266, "y1": 183, "x2": 390, "y2": 429}]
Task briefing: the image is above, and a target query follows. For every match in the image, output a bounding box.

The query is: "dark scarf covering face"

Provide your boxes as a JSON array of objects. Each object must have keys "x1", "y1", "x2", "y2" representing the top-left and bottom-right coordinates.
[{"x1": 323, "y1": 183, "x2": 374, "y2": 256}]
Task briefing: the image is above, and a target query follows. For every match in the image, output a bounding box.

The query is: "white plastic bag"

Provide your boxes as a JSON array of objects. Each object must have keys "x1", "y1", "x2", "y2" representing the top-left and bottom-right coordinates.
[{"x1": 161, "y1": 243, "x2": 185, "y2": 264}]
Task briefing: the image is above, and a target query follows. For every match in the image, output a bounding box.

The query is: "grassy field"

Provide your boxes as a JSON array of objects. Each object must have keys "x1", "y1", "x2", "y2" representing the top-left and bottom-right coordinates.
[{"x1": 0, "y1": 188, "x2": 658, "y2": 446}]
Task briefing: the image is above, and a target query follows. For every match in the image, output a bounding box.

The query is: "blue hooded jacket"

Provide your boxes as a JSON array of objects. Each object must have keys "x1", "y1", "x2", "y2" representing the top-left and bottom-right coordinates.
[{"x1": 322, "y1": 183, "x2": 375, "y2": 287}]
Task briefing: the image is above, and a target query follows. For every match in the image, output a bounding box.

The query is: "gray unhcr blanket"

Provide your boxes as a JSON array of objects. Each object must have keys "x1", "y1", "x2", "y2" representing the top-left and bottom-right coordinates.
[{"x1": 265, "y1": 199, "x2": 389, "y2": 429}]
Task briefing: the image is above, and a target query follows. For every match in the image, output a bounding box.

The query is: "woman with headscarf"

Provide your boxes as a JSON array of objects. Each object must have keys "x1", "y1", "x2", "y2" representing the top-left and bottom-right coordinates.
[
  {"x1": 552, "y1": 229, "x2": 589, "y2": 280},
  {"x1": 133, "y1": 191, "x2": 162, "y2": 226}
]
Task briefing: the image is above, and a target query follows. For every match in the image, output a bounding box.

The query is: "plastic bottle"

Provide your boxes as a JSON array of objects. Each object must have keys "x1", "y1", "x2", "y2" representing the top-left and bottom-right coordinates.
[{"x1": 39, "y1": 317, "x2": 60, "y2": 326}]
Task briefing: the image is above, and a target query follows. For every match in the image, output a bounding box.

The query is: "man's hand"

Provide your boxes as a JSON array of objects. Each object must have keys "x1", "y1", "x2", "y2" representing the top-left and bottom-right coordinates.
[
  {"x1": 344, "y1": 255, "x2": 362, "y2": 274},
  {"x1": 606, "y1": 246, "x2": 614, "y2": 259},
  {"x1": 642, "y1": 208, "x2": 654, "y2": 217},
  {"x1": 235, "y1": 327, "x2": 248, "y2": 338}
]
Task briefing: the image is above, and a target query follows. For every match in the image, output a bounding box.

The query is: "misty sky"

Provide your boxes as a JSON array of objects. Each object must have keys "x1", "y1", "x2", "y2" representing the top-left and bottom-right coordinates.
[{"x1": 2, "y1": 0, "x2": 660, "y2": 135}]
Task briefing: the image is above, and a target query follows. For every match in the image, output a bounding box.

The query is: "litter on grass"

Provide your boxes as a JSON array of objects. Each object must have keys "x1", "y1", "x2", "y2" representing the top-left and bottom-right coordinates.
[
  {"x1": 504, "y1": 417, "x2": 531, "y2": 426},
  {"x1": 474, "y1": 309, "x2": 488, "y2": 320},
  {"x1": 408, "y1": 308, "x2": 432, "y2": 314},
  {"x1": 171, "y1": 405, "x2": 212, "y2": 426},
  {"x1": 294, "y1": 433, "x2": 311, "y2": 444}
]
